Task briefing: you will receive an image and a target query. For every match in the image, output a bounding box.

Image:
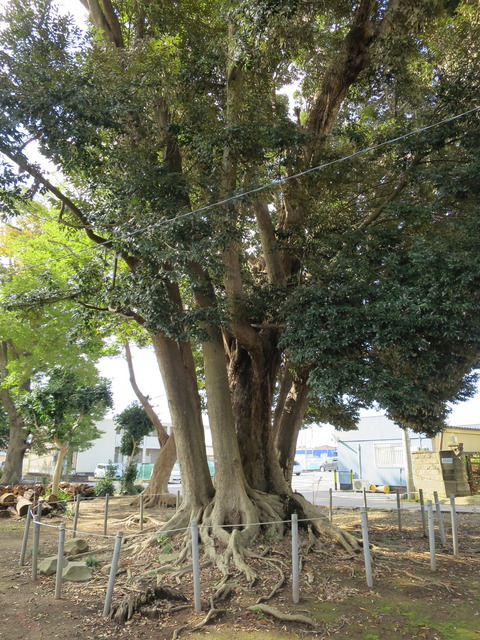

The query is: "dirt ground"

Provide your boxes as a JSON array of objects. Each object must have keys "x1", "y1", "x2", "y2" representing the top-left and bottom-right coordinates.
[{"x1": 1, "y1": 496, "x2": 479, "y2": 640}]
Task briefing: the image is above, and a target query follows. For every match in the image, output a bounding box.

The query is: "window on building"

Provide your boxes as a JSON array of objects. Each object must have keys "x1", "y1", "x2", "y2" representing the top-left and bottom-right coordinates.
[{"x1": 374, "y1": 442, "x2": 404, "y2": 468}]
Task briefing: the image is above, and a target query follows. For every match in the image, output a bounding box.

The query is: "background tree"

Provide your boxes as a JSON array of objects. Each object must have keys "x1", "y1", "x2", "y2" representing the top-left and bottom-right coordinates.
[
  {"x1": 20, "y1": 365, "x2": 112, "y2": 495},
  {"x1": 0, "y1": 206, "x2": 113, "y2": 483},
  {"x1": 1, "y1": 0, "x2": 480, "y2": 569},
  {"x1": 114, "y1": 401, "x2": 154, "y2": 493}
]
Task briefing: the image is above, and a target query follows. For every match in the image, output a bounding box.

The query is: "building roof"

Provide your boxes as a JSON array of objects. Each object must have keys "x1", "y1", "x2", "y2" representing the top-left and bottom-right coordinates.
[{"x1": 447, "y1": 424, "x2": 480, "y2": 431}]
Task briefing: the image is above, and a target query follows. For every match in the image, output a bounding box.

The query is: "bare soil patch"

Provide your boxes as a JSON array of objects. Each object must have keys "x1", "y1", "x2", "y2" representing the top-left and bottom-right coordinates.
[{"x1": 1, "y1": 496, "x2": 479, "y2": 640}]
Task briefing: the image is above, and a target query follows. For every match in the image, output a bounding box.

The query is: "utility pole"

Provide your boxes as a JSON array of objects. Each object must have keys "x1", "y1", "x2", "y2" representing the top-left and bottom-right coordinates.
[{"x1": 402, "y1": 428, "x2": 416, "y2": 498}]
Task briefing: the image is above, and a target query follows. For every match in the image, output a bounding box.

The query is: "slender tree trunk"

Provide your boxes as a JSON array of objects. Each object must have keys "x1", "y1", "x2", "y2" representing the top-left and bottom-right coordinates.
[
  {"x1": 52, "y1": 439, "x2": 70, "y2": 496},
  {"x1": 273, "y1": 373, "x2": 310, "y2": 480},
  {"x1": 139, "y1": 433, "x2": 177, "y2": 505},
  {"x1": 124, "y1": 339, "x2": 177, "y2": 505},
  {"x1": 202, "y1": 329, "x2": 258, "y2": 528}
]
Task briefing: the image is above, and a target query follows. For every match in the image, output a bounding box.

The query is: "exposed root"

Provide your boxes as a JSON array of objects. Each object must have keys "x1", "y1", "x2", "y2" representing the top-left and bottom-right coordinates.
[
  {"x1": 248, "y1": 603, "x2": 318, "y2": 627},
  {"x1": 191, "y1": 596, "x2": 226, "y2": 631},
  {"x1": 108, "y1": 585, "x2": 187, "y2": 623},
  {"x1": 171, "y1": 624, "x2": 189, "y2": 640},
  {"x1": 255, "y1": 561, "x2": 285, "y2": 604},
  {"x1": 294, "y1": 493, "x2": 361, "y2": 553}
]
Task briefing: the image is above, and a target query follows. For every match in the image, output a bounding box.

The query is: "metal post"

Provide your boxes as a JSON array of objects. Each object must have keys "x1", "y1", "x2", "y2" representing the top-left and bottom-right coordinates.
[
  {"x1": 140, "y1": 493, "x2": 144, "y2": 532},
  {"x1": 419, "y1": 489, "x2": 427, "y2": 537},
  {"x1": 333, "y1": 470, "x2": 338, "y2": 491},
  {"x1": 433, "y1": 491, "x2": 446, "y2": 546},
  {"x1": 72, "y1": 494, "x2": 81, "y2": 538},
  {"x1": 55, "y1": 523, "x2": 66, "y2": 600},
  {"x1": 20, "y1": 505, "x2": 33, "y2": 566},
  {"x1": 350, "y1": 469, "x2": 354, "y2": 489},
  {"x1": 32, "y1": 511, "x2": 41, "y2": 581},
  {"x1": 396, "y1": 490, "x2": 402, "y2": 532},
  {"x1": 360, "y1": 507, "x2": 373, "y2": 587},
  {"x1": 427, "y1": 500, "x2": 436, "y2": 571},
  {"x1": 329, "y1": 488, "x2": 333, "y2": 522},
  {"x1": 191, "y1": 521, "x2": 202, "y2": 614},
  {"x1": 291, "y1": 513, "x2": 299, "y2": 604},
  {"x1": 450, "y1": 495, "x2": 459, "y2": 557},
  {"x1": 102, "y1": 531, "x2": 123, "y2": 617},
  {"x1": 103, "y1": 494, "x2": 109, "y2": 537},
  {"x1": 363, "y1": 488, "x2": 368, "y2": 510}
]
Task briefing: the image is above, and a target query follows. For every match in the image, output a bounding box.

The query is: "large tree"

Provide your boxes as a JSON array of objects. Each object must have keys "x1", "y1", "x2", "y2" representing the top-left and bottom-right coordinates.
[{"x1": 1, "y1": 0, "x2": 480, "y2": 567}]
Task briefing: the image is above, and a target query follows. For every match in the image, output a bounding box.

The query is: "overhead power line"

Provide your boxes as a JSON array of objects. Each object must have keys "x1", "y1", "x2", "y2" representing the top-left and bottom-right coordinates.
[{"x1": 3, "y1": 105, "x2": 479, "y2": 275}]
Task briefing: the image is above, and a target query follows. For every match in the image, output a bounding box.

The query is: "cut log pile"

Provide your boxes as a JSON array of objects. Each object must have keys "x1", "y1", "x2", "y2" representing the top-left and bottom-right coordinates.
[{"x1": 0, "y1": 482, "x2": 95, "y2": 518}]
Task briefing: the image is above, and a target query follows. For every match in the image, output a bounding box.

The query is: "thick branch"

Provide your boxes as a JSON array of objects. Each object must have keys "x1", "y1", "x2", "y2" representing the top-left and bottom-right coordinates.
[
  {"x1": 85, "y1": 0, "x2": 123, "y2": 47},
  {"x1": 253, "y1": 199, "x2": 287, "y2": 287}
]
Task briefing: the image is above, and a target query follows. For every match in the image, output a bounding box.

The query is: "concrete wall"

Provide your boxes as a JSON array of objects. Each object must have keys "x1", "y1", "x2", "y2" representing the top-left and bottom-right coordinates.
[{"x1": 412, "y1": 445, "x2": 470, "y2": 498}]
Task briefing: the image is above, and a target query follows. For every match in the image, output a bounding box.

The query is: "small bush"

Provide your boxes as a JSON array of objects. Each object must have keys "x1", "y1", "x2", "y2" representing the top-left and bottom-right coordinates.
[
  {"x1": 85, "y1": 555, "x2": 101, "y2": 568},
  {"x1": 119, "y1": 462, "x2": 138, "y2": 495},
  {"x1": 94, "y1": 477, "x2": 115, "y2": 496},
  {"x1": 94, "y1": 465, "x2": 116, "y2": 497}
]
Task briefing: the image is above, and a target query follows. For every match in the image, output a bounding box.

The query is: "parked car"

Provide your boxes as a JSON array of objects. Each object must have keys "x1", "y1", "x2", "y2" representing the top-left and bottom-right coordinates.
[
  {"x1": 319, "y1": 457, "x2": 338, "y2": 472},
  {"x1": 94, "y1": 463, "x2": 122, "y2": 479},
  {"x1": 169, "y1": 460, "x2": 215, "y2": 484},
  {"x1": 169, "y1": 462, "x2": 182, "y2": 483},
  {"x1": 293, "y1": 460, "x2": 304, "y2": 476}
]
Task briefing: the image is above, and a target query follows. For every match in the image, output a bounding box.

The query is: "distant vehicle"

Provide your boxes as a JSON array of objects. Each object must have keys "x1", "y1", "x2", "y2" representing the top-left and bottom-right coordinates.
[
  {"x1": 94, "y1": 463, "x2": 122, "y2": 479},
  {"x1": 293, "y1": 460, "x2": 304, "y2": 476},
  {"x1": 169, "y1": 463, "x2": 181, "y2": 483},
  {"x1": 319, "y1": 457, "x2": 338, "y2": 472},
  {"x1": 169, "y1": 460, "x2": 215, "y2": 484}
]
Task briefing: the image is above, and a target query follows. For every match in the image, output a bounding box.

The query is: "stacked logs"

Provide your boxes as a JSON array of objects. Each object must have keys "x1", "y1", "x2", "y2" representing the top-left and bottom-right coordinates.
[{"x1": 0, "y1": 482, "x2": 95, "y2": 518}]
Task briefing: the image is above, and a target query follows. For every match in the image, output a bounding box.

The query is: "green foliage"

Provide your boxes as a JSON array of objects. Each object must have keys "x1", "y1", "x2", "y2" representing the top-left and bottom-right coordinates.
[
  {"x1": 114, "y1": 403, "x2": 154, "y2": 459},
  {"x1": 85, "y1": 555, "x2": 101, "y2": 568},
  {"x1": 93, "y1": 470, "x2": 116, "y2": 497},
  {"x1": 156, "y1": 533, "x2": 174, "y2": 554},
  {"x1": 119, "y1": 461, "x2": 138, "y2": 495},
  {"x1": 19, "y1": 365, "x2": 112, "y2": 452},
  {"x1": 1, "y1": 0, "x2": 480, "y2": 445}
]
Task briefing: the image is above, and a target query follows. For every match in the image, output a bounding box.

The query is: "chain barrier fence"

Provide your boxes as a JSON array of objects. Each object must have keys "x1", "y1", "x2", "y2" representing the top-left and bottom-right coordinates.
[{"x1": 16, "y1": 490, "x2": 472, "y2": 617}]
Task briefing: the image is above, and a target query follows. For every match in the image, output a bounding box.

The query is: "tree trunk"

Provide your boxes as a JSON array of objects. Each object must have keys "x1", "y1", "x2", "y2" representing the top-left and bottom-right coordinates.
[
  {"x1": 136, "y1": 431, "x2": 177, "y2": 507},
  {"x1": 202, "y1": 329, "x2": 259, "y2": 532},
  {"x1": 52, "y1": 439, "x2": 70, "y2": 496},
  {"x1": 273, "y1": 372, "x2": 310, "y2": 481},
  {"x1": 151, "y1": 333, "x2": 214, "y2": 514},
  {"x1": 228, "y1": 336, "x2": 288, "y2": 496},
  {"x1": 0, "y1": 342, "x2": 29, "y2": 485}
]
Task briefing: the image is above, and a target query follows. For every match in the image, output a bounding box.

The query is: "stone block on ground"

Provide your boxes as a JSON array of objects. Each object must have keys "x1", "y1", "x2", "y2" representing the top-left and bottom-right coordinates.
[
  {"x1": 64, "y1": 538, "x2": 89, "y2": 555},
  {"x1": 62, "y1": 562, "x2": 93, "y2": 582},
  {"x1": 39, "y1": 556, "x2": 69, "y2": 576}
]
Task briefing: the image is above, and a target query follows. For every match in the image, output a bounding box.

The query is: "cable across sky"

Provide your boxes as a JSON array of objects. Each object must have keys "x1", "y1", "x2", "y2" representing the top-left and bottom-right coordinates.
[{"x1": 3, "y1": 104, "x2": 479, "y2": 274}]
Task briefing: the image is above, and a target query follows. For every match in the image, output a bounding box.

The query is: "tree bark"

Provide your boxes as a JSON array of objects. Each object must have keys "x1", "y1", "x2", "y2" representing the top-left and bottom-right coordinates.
[
  {"x1": 151, "y1": 333, "x2": 214, "y2": 510},
  {"x1": 51, "y1": 437, "x2": 70, "y2": 496},
  {"x1": 138, "y1": 432, "x2": 177, "y2": 506},
  {"x1": 273, "y1": 373, "x2": 310, "y2": 481},
  {"x1": 0, "y1": 341, "x2": 29, "y2": 485}
]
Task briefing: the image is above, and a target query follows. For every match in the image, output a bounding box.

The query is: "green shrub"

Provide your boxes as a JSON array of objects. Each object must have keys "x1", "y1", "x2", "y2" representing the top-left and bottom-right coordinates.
[
  {"x1": 119, "y1": 462, "x2": 138, "y2": 495},
  {"x1": 85, "y1": 555, "x2": 100, "y2": 568},
  {"x1": 94, "y1": 476, "x2": 115, "y2": 496},
  {"x1": 94, "y1": 465, "x2": 116, "y2": 497}
]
